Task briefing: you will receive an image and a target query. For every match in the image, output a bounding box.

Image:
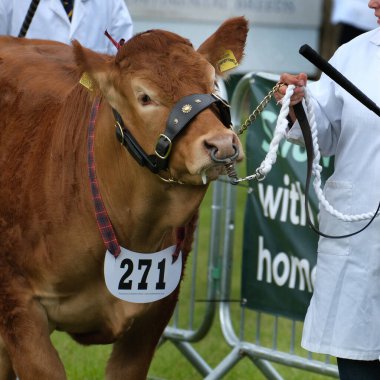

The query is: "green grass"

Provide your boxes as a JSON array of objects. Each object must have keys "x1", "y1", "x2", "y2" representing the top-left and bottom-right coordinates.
[{"x1": 51, "y1": 183, "x2": 337, "y2": 379}]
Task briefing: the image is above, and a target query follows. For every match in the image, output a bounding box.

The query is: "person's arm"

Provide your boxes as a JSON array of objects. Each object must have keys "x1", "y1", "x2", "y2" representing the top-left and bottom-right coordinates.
[
  {"x1": 108, "y1": 0, "x2": 133, "y2": 53},
  {"x1": 304, "y1": 71, "x2": 342, "y2": 156},
  {"x1": 275, "y1": 68, "x2": 342, "y2": 156}
]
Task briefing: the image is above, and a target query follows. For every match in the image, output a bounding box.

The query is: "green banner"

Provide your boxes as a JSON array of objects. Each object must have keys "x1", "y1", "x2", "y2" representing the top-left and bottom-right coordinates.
[{"x1": 240, "y1": 73, "x2": 333, "y2": 320}]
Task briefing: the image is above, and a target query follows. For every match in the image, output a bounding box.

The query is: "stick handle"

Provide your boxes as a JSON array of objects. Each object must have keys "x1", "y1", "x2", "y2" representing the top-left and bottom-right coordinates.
[
  {"x1": 18, "y1": 0, "x2": 41, "y2": 38},
  {"x1": 299, "y1": 44, "x2": 380, "y2": 117}
]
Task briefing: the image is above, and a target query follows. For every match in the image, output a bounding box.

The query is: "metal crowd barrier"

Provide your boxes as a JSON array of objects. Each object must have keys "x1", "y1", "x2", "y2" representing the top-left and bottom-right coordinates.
[
  {"x1": 159, "y1": 180, "x2": 223, "y2": 377},
  {"x1": 205, "y1": 180, "x2": 339, "y2": 379},
  {"x1": 156, "y1": 74, "x2": 339, "y2": 379},
  {"x1": 158, "y1": 80, "x2": 230, "y2": 378}
]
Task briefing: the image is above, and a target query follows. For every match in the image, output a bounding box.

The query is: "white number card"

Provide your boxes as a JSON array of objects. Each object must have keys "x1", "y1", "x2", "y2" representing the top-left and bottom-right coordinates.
[{"x1": 104, "y1": 245, "x2": 182, "y2": 303}]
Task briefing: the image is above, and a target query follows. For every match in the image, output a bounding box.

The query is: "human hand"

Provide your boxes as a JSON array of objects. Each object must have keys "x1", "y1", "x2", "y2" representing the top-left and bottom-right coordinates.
[{"x1": 274, "y1": 72, "x2": 308, "y2": 106}]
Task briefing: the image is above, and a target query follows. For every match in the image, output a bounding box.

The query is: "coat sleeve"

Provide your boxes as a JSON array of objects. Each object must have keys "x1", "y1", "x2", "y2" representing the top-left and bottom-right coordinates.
[
  {"x1": 108, "y1": 0, "x2": 133, "y2": 53},
  {"x1": 287, "y1": 49, "x2": 345, "y2": 157}
]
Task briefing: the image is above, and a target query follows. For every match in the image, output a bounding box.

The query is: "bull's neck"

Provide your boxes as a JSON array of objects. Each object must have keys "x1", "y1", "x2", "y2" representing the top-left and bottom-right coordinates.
[
  {"x1": 96, "y1": 164, "x2": 207, "y2": 253},
  {"x1": 91, "y1": 103, "x2": 207, "y2": 253}
]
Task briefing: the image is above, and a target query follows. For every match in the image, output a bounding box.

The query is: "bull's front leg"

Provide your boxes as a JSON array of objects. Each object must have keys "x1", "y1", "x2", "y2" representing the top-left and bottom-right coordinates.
[
  {"x1": 0, "y1": 273, "x2": 66, "y2": 380},
  {"x1": 106, "y1": 295, "x2": 179, "y2": 380}
]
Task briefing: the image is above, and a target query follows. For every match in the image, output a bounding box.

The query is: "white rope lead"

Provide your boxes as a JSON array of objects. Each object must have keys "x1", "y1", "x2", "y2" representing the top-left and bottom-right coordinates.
[
  {"x1": 303, "y1": 86, "x2": 377, "y2": 222},
  {"x1": 258, "y1": 84, "x2": 295, "y2": 176},
  {"x1": 258, "y1": 84, "x2": 377, "y2": 222}
]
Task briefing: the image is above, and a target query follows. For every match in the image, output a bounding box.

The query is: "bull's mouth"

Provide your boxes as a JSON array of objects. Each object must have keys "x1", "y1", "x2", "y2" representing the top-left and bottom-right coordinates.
[
  {"x1": 198, "y1": 142, "x2": 241, "y2": 184},
  {"x1": 161, "y1": 161, "x2": 238, "y2": 186},
  {"x1": 198, "y1": 163, "x2": 231, "y2": 185},
  {"x1": 163, "y1": 142, "x2": 243, "y2": 186}
]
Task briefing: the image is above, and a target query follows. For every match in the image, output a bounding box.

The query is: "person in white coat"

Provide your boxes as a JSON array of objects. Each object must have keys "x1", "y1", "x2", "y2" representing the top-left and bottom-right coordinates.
[
  {"x1": 332, "y1": 0, "x2": 378, "y2": 45},
  {"x1": 0, "y1": 0, "x2": 133, "y2": 54},
  {"x1": 275, "y1": 0, "x2": 380, "y2": 378}
]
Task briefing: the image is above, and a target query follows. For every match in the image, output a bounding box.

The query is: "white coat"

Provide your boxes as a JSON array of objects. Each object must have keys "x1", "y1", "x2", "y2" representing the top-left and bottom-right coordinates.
[
  {"x1": 0, "y1": 0, "x2": 133, "y2": 54},
  {"x1": 288, "y1": 27, "x2": 380, "y2": 360},
  {"x1": 331, "y1": 0, "x2": 378, "y2": 31}
]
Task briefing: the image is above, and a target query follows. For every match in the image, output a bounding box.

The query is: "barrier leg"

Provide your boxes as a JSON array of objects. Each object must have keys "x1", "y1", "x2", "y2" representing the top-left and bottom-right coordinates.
[
  {"x1": 172, "y1": 340, "x2": 212, "y2": 377},
  {"x1": 248, "y1": 355, "x2": 284, "y2": 380},
  {"x1": 204, "y1": 346, "x2": 243, "y2": 380}
]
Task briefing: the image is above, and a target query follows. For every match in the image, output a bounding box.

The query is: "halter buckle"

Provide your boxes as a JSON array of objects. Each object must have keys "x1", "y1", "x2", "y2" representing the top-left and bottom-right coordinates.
[
  {"x1": 212, "y1": 92, "x2": 230, "y2": 108},
  {"x1": 155, "y1": 134, "x2": 172, "y2": 160}
]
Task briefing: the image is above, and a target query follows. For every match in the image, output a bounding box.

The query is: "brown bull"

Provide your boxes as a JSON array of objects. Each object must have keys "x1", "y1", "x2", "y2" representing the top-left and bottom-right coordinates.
[{"x1": 0, "y1": 17, "x2": 248, "y2": 379}]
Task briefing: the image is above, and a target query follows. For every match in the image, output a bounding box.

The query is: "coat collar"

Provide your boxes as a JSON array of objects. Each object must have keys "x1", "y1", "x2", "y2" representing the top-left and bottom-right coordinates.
[
  {"x1": 48, "y1": 0, "x2": 70, "y2": 25},
  {"x1": 370, "y1": 27, "x2": 380, "y2": 46},
  {"x1": 48, "y1": 0, "x2": 90, "y2": 38},
  {"x1": 70, "y1": 0, "x2": 87, "y2": 38}
]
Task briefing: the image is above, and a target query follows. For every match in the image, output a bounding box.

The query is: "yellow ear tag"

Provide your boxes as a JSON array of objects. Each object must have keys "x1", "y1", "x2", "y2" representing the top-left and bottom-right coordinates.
[
  {"x1": 218, "y1": 50, "x2": 239, "y2": 73},
  {"x1": 79, "y1": 72, "x2": 94, "y2": 91}
]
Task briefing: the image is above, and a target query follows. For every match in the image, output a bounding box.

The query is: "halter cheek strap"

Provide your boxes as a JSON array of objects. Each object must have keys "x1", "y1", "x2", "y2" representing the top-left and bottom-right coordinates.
[
  {"x1": 155, "y1": 93, "x2": 231, "y2": 161},
  {"x1": 88, "y1": 97, "x2": 184, "y2": 261},
  {"x1": 113, "y1": 93, "x2": 232, "y2": 174}
]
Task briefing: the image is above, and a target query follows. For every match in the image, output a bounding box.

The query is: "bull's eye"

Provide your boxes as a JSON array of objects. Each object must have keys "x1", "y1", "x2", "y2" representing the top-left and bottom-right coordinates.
[{"x1": 138, "y1": 93, "x2": 152, "y2": 106}]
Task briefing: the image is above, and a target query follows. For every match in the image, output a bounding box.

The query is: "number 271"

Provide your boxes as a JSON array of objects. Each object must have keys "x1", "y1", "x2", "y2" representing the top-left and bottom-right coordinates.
[{"x1": 118, "y1": 258, "x2": 166, "y2": 290}]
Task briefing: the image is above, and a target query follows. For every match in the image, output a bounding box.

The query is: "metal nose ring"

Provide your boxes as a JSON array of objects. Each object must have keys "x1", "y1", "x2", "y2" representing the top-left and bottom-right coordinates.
[{"x1": 210, "y1": 144, "x2": 239, "y2": 164}]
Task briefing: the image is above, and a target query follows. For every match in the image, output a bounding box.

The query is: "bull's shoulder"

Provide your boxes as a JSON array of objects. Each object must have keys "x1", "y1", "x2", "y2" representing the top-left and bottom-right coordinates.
[
  {"x1": 0, "y1": 37, "x2": 80, "y2": 96},
  {"x1": 0, "y1": 36, "x2": 73, "y2": 60}
]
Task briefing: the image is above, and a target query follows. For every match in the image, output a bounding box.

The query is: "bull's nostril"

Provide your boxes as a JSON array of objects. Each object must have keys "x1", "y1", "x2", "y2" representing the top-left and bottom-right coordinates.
[
  {"x1": 204, "y1": 141, "x2": 220, "y2": 159},
  {"x1": 210, "y1": 144, "x2": 239, "y2": 164},
  {"x1": 210, "y1": 146, "x2": 219, "y2": 161},
  {"x1": 204, "y1": 141, "x2": 214, "y2": 150}
]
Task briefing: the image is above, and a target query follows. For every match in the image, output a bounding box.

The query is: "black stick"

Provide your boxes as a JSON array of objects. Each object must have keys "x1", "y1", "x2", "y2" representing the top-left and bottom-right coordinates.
[
  {"x1": 18, "y1": 0, "x2": 41, "y2": 38},
  {"x1": 299, "y1": 44, "x2": 380, "y2": 117}
]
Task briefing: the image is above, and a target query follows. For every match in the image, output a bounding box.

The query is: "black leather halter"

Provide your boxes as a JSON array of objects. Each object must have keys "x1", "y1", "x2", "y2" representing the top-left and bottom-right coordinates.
[{"x1": 113, "y1": 93, "x2": 232, "y2": 174}]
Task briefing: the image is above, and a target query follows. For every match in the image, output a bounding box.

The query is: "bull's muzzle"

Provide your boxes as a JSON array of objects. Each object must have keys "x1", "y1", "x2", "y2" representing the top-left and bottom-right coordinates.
[{"x1": 210, "y1": 144, "x2": 239, "y2": 164}]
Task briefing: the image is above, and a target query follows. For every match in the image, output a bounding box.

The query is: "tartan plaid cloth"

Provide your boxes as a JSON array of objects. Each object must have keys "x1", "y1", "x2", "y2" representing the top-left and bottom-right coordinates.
[
  {"x1": 87, "y1": 97, "x2": 121, "y2": 257},
  {"x1": 87, "y1": 97, "x2": 184, "y2": 261}
]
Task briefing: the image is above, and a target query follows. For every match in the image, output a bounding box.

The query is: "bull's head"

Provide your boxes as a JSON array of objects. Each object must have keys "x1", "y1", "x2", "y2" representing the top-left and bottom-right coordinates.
[{"x1": 74, "y1": 17, "x2": 248, "y2": 186}]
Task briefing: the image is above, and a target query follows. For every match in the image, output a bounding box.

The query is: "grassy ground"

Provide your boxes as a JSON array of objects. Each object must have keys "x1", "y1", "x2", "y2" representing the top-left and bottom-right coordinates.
[{"x1": 51, "y1": 183, "x2": 337, "y2": 379}]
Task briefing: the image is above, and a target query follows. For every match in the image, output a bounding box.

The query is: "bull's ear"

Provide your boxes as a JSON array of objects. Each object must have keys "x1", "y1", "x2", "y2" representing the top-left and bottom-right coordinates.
[
  {"x1": 72, "y1": 40, "x2": 118, "y2": 102},
  {"x1": 197, "y1": 16, "x2": 248, "y2": 77}
]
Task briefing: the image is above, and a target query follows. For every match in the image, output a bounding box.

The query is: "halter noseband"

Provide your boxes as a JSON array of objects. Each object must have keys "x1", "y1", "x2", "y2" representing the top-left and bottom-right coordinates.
[{"x1": 113, "y1": 93, "x2": 233, "y2": 174}]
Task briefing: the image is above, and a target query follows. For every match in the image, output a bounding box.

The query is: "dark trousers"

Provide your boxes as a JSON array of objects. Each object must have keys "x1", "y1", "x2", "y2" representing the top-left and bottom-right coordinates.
[{"x1": 337, "y1": 358, "x2": 380, "y2": 380}]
